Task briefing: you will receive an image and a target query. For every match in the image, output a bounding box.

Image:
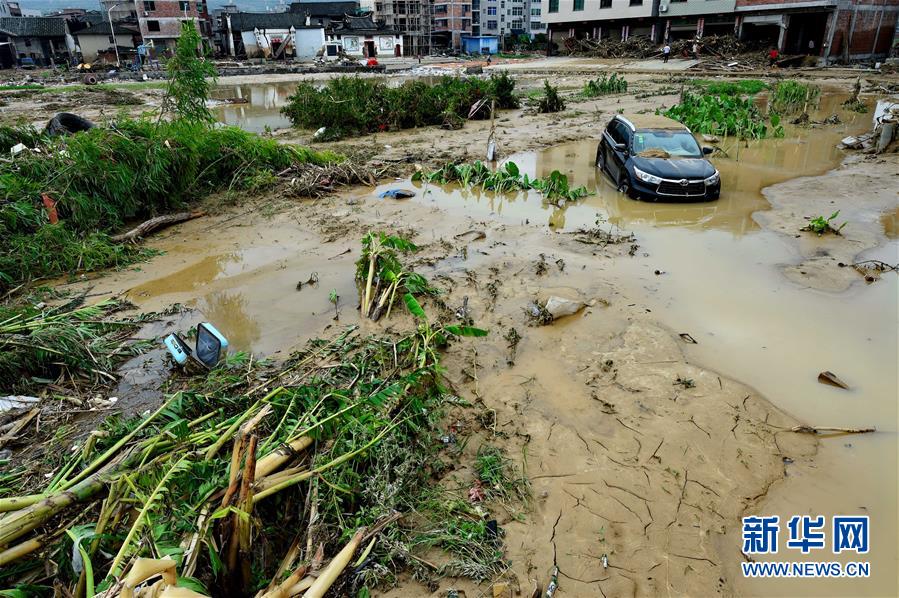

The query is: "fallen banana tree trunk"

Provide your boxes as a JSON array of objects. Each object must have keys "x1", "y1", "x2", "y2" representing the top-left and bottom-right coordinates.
[{"x1": 111, "y1": 210, "x2": 206, "y2": 243}]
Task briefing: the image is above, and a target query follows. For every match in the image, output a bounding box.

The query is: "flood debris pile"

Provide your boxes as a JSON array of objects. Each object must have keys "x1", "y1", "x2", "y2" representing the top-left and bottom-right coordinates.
[
  {"x1": 564, "y1": 34, "x2": 749, "y2": 61},
  {"x1": 415, "y1": 161, "x2": 590, "y2": 204},
  {"x1": 0, "y1": 314, "x2": 519, "y2": 596},
  {"x1": 357, "y1": 232, "x2": 439, "y2": 322},
  {"x1": 280, "y1": 74, "x2": 519, "y2": 141},
  {"x1": 0, "y1": 120, "x2": 342, "y2": 289},
  {"x1": 0, "y1": 297, "x2": 147, "y2": 393}
]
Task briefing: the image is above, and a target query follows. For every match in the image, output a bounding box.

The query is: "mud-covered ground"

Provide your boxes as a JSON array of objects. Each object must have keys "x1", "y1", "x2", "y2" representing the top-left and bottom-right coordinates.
[{"x1": 4, "y1": 63, "x2": 897, "y2": 596}]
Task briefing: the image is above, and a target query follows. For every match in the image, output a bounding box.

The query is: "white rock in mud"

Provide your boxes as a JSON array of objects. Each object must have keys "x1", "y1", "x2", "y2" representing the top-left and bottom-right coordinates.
[{"x1": 544, "y1": 296, "x2": 587, "y2": 320}]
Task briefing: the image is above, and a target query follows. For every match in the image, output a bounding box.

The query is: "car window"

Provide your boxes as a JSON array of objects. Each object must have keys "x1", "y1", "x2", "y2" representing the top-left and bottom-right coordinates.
[
  {"x1": 607, "y1": 120, "x2": 629, "y2": 145},
  {"x1": 633, "y1": 130, "x2": 701, "y2": 158}
]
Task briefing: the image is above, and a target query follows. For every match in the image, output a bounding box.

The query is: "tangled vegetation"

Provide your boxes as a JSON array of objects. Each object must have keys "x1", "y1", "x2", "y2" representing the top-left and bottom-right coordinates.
[
  {"x1": 0, "y1": 28, "x2": 345, "y2": 290},
  {"x1": 281, "y1": 73, "x2": 520, "y2": 140},
  {"x1": 415, "y1": 160, "x2": 590, "y2": 203},
  {"x1": 583, "y1": 73, "x2": 628, "y2": 97},
  {"x1": 663, "y1": 92, "x2": 783, "y2": 139},
  {"x1": 769, "y1": 81, "x2": 820, "y2": 114},
  {"x1": 0, "y1": 296, "x2": 148, "y2": 392},
  {"x1": 0, "y1": 231, "x2": 519, "y2": 596},
  {"x1": 0, "y1": 120, "x2": 339, "y2": 288},
  {"x1": 536, "y1": 80, "x2": 565, "y2": 114}
]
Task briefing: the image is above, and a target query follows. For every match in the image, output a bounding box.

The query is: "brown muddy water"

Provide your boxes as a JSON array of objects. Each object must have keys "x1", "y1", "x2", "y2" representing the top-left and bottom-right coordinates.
[
  {"x1": 211, "y1": 82, "x2": 296, "y2": 133},
  {"x1": 108, "y1": 92, "x2": 895, "y2": 595}
]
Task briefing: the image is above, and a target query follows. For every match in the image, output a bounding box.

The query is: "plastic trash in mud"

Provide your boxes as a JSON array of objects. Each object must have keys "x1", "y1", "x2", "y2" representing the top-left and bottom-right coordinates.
[
  {"x1": 45, "y1": 113, "x2": 95, "y2": 137},
  {"x1": 164, "y1": 322, "x2": 229, "y2": 369},
  {"x1": 378, "y1": 188, "x2": 416, "y2": 199}
]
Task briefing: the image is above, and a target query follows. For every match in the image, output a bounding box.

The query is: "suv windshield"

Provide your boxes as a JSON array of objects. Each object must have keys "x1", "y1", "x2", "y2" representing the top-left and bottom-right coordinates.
[{"x1": 632, "y1": 129, "x2": 701, "y2": 159}]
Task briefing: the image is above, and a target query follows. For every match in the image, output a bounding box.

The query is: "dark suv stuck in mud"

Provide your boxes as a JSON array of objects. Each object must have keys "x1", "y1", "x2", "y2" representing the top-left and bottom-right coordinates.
[{"x1": 595, "y1": 114, "x2": 720, "y2": 202}]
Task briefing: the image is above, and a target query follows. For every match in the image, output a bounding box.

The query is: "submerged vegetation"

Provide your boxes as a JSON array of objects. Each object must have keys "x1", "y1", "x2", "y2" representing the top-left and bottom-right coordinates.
[
  {"x1": 415, "y1": 160, "x2": 590, "y2": 203},
  {"x1": 769, "y1": 81, "x2": 820, "y2": 115},
  {"x1": 583, "y1": 73, "x2": 628, "y2": 97},
  {"x1": 281, "y1": 73, "x2": 520, "y2": 140},
  {"x1": 663, "y1": 92, "x2": 784, "y2": 139}
]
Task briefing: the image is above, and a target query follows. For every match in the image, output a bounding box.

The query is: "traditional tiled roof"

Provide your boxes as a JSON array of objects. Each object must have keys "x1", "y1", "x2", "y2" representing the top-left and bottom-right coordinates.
[
  {"x1": 226, "y1": 12, "x2": 320, "y2": 31},
  {"x1": 331, "y1": 14, "x2": 395, "y2": 35},
  {"x1": 0, "y1": 17, "x2": 66, "y2": 38},
  {"x1": 288, "y1": 2, "x2": 359, "y2": 17}
]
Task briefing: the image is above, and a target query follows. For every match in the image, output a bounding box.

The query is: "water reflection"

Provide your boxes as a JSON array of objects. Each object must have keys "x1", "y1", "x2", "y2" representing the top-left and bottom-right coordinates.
[{"x1": 212, "y1": 82, "x2": 298, "y2": 132}]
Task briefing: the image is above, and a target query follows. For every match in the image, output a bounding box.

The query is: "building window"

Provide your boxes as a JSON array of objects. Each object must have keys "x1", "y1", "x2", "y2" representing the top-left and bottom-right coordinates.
[
  {"x1": 179, "y1": 0, "x2": 190, "y2": 10},
  {"x1": 531, "y1": 21, "x2": 544, "y2": 29},
  {"x1": 573, "y1": 0, "x2": 584, "y2": 10},
  {"x1": 147, "y1": 20, "x2": 160, "y2": 31},
  {"x1": 487, "y1": 20, "x2": 497, "y2": 28},
  {"x1": 143, "y1": 1, "x2": 155, "y2": 11},
  {"x1": 487, "y1": 6, "x2": 496, "y2": 14},
  {"x1": 548, "y1": 0, "x2": 559, "y2": 13},
  {"x1": 511, "y1": 19, "x2": 522, "y2": 29},
  {"x1": 512, "y1": 6, "x2": 522, "y2": 15},
  {"x1": 24, "y1": 39, "x2": 31, "y2": 47},
  {"x1": 630, "y1": 0, "x2": 642, "y2": 4},
  {"x1": 600, "y1": 0, "x2": 612, "y2": 7},
  {"x1": 531, "y1": 7, "x2": 541, "y2": 16}
]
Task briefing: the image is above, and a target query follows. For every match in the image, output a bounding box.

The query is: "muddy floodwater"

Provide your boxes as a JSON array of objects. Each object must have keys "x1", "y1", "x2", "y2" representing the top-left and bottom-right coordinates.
[
  {"x1": 94, "y1": 90, "x2": 897, "y2": 595},
  {"x1": 211, "y1": 82, "x2": 297, "y2": 132}
]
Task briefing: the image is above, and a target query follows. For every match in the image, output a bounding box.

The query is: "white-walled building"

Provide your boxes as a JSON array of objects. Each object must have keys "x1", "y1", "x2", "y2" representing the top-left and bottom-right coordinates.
[{"x1": 224, "y1": 12, "x2": 325, "y2": 59}]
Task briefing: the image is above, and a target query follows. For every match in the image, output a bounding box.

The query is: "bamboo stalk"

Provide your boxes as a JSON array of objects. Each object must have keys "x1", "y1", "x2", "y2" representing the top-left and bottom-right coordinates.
[
  {"x1": 303, "y1": 528, "x2": 366, "y2": 598},
  {"x1": 238, "y1": 435, "x2": 258, "y2": 589},
  {"x1": 0, "y1": 476, "x2": 106, "y2": 547},
  {"x1": 0, "y1": 537, "x2": 42, "y2": 567},
  {"x1": 0, "y1": 494, "x2": 43, "y2": 513},
  {"x1": 254, "y1": 436, "x2": 313, "y2": 480}
]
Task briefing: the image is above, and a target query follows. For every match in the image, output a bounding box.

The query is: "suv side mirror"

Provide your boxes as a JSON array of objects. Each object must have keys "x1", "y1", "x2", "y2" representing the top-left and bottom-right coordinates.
[
  {"x1": 702, "y1": 146, "x2": 714, "y2": 155},
  {"x1": 614, "y1": 142, "x2": 628, "y2": 153}
]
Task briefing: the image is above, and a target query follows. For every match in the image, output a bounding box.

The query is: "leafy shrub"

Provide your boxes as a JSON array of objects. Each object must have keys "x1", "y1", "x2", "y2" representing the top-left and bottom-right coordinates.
[
  {"x1": 663, "y1": 92, "x2": 783, "y2": 139},
  {"x1": 281, "y1": 74, "x2": 519, "y2": 140},
  {"x1": 537, "y1": 80, "x2": 565, "y2": 114},
  {"x1": 770, "y1": 81, "x2": 820, "y2": 114},
  {"x1": 583, "y1": 73, "x2": 628, "y2": 97},
  {"x1": 0, "y1": 120, "x2": 340, "y2": 286}
]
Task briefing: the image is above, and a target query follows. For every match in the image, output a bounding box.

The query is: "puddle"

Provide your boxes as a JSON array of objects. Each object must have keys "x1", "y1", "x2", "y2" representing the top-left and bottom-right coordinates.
[
  {"x1": 881, "y1": 206, "x2": 899, "y2": 239},
  {"x1": 211, "y1": 82, "x2": 297, "y2": 132}
]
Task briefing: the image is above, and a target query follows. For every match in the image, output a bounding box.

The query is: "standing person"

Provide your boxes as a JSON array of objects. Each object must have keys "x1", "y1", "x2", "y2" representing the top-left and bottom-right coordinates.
[
  {"x1": 692, "y1": 40, "x2": 699, "y2": 60},
  {"x1": 768, "y1": 46, "x2": 779, "y2": 66},
  {"x1": 808, "y1": 39, "x2": 816, "y2": 54},
  {"x1": 662, "y1": 42, "x2": 671, "y2": 63}
]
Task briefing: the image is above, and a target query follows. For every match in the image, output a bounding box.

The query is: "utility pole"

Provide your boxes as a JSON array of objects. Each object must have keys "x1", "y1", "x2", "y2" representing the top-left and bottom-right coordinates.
[{"x1": 108, "y1": 2, "x2": 126, "y2": 68}]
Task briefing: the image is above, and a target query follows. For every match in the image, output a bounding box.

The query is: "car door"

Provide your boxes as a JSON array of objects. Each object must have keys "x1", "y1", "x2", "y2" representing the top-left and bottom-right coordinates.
[{"x1": 604, "y1": 121, "x2": 628, "y2": 182}]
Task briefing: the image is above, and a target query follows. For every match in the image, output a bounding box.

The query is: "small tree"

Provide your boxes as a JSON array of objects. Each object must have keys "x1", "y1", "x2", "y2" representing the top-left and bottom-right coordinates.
[{"x1": 160, "y1": 22, "x2": 217, "y2": 124}]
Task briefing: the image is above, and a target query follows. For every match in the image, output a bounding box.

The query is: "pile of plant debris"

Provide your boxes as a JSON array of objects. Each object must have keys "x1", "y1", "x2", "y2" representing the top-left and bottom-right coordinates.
[
  {"x1": 415, "y1": 161, "x2": 590, "y2": 204},
  {"x1": 280, "y1": 74, "x2": 519, "y2": 141},
  {"x1": 0, "y1": 234, "x2": 525, "y2": 597},
  {"x1": 564, "y1": 34, "x2": 750, "y2": 59}
]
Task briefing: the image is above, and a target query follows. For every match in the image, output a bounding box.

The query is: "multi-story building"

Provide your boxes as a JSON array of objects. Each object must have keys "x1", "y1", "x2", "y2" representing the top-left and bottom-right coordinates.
[
  {"x1": 479, "y1": 0, "x2": 531, "y2": 40},
  {"x1": 133, "y1": 0, "x2": 204, "y2": 52},
  {"x1": 359, "y1": 0, "x2": 432, "y2": 55},
  {"x1": 101, "y1": 0, "x2": 138, "y2": 22},
  {"x1": 735, "y1": 0, "x2": 898, "y2": 61},
  {"x1": 541, "y1": 0, "x2": 658, "y2": 42},
  {"x1": 658, "y1": 0, "x2": 736, "y2": 40},
  {"x1": 432, "y1": 0, "x2": 472, "y2": 48},
  {"x1": 529, "y1": 1, "x2": 545, "y2": 36}
]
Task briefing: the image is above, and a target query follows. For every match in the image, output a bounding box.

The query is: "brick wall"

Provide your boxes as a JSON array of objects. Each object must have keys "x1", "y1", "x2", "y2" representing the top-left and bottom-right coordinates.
[{"x1": 137, "y1": 0, "x2": 201, "y2": 39}]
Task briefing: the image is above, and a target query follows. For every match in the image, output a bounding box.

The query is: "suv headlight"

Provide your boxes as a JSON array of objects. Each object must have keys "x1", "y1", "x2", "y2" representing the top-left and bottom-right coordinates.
[
  {"x1": 633, "y1": 166, "x2": 662, "y2": 185},
  {"x1": 704, "y1": 170, "x2": 720, "y2": 186}
]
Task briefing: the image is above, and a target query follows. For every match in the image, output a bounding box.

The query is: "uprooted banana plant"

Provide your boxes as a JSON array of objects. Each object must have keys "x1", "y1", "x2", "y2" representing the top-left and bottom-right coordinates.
[
  {"x1": 356, "y1": 232, "x2": 437, "y2": 321},
  {"x1": 415, "y1": 160, "x2": 591, "y2": 203}
]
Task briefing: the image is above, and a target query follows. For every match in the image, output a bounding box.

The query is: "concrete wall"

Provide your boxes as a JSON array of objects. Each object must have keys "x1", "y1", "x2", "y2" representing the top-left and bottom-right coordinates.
[
  {"x1": 660, "y1": 0, "x2": 736, "y2": 17},
  {"x1": 540, "y1": 0, "x2": 655, "y2": 25},
  {"x1": 241, "y1": 28, "x2": 325, "y2": 58},
  {"x1": 328, "y1": 32, "x2": 404, "y2": 56},
  {"x1": 75, "y1": 32, "x2": 136, "y2": 61}
]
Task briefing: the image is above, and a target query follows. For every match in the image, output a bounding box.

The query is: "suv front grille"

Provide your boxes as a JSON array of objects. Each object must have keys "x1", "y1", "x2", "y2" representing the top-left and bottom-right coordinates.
[{"x1": 657, "y1": 180, "x2": 706, "y2": 196}]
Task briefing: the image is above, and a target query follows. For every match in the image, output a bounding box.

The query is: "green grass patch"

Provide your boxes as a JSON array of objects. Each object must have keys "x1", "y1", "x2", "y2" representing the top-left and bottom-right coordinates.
[{"x1": 281, "y1": 73, "x2": 519, "y2": 140}]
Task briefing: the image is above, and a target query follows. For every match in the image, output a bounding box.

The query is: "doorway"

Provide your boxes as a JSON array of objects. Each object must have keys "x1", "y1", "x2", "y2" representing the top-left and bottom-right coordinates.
[{"x1": 364, "y1": 40, "x2": 376, "y2": 57}]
